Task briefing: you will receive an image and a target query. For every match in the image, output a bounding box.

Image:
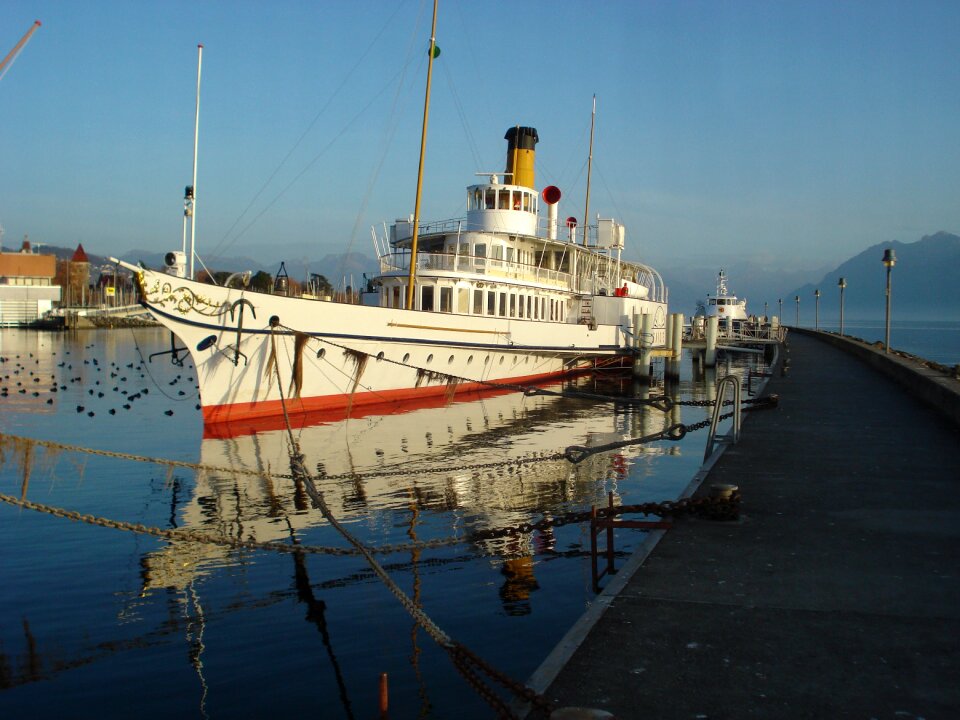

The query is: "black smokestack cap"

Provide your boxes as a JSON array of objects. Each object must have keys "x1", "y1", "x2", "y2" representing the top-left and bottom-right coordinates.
[{"x1": 505, "y1": 126, "x2": 539, "y2": 151}]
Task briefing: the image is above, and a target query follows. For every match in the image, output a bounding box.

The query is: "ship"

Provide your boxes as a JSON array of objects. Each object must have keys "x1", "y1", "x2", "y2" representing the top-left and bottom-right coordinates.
[
  {"x1": 701, "y1": 269, "x2": 748, "y2": 326},
  {"x1": 117, "y1": 124, "x2": 669, "y2": 427}
]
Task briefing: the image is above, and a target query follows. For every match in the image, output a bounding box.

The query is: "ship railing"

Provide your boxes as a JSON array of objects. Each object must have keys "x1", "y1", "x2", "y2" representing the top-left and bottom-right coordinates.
[{"x1": 377, "y1": 251, "x2": 574, "y2": 288}]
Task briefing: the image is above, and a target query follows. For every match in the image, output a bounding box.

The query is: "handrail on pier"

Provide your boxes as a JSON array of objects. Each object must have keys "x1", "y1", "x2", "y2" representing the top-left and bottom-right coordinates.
[{"x1": 704, "y1": 375, "x2": 741, "y2": 461}]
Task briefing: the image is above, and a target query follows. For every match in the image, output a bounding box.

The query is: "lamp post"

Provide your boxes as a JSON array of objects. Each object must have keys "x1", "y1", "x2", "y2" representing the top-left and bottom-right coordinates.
[
  {"x1": 882, "y1": 248, "x2": 896, "y2": 353},
  {"x1": 814, "y1": 289, "x2": 821, "y2": 330},
  {"x1": 763, "y1": 301, "x2": 768, "y2": 322},
  {"x1": 794, "y1": 295, "x2": 800, "y2": 327},
  {"x1": 778, "y1": 298, "x2": 782, "y2": 322},
  {"x1": 838, "y1": 277, "x2": 846, "y2": 336}
]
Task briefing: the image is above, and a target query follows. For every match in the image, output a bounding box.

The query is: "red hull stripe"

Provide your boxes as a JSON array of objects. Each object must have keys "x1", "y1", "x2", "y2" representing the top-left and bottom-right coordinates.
[{"x1": 202, "y1": 367, "x2": 585, "y2": 438}]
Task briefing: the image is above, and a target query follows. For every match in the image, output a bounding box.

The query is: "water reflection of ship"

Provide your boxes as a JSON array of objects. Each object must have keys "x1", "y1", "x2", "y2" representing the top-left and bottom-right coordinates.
[{"x1": 139, "y1": 373, "x2": 698, "y2": 595}]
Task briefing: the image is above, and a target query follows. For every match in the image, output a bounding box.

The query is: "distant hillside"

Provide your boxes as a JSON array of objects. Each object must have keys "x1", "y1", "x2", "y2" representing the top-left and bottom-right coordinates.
[
  {"x1": 10, "y1": 243, "x2": 377, "y2": 288},
  {"x1": 786, "y1": 231, "x2": 959, "y2": 321},
  {"x1": 660, "y1": 231, "x2": 958, "y2": 322}
]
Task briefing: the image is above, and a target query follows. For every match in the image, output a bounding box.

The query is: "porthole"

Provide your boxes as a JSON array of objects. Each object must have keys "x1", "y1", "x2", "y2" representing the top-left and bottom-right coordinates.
[
  {"x1": 484, "y1": 356, "x2": 490, "y2": 365},
  {"x1": 499, "y1": 356, "x2": 505, "y2": 365},
  {"x1": 448, "y1": 355, "x2": 455, "y2": 364},
  {"x1": 316, "y1": 348, "x2": 326, "y2": 359},
  {"x1": 467, "y1": 355, "x2": 474, "y2": 365},
  {"x1": 426, "y1": 354, "x2": 434, "y2": 363},
  {"x1": 525, "y1": 356, "x2": 530, "y2": 364},
  {"x1": 402, "y1": 353, "x2": 410, "y2": 363},
  {"x1": 376, "y1": 351, "x2": 385, "y2": 361}
]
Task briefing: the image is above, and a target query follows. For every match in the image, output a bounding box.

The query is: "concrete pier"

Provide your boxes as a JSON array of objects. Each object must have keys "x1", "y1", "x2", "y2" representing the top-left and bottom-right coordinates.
[{"x1": 527, "y1": 331, "x2": 960, "y2": 719}]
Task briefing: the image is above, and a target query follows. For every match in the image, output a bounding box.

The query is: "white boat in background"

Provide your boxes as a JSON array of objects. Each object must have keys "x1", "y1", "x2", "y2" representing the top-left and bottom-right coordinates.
[{"x1": 702, "y1": 269, "x2": 748, "y2": 326}]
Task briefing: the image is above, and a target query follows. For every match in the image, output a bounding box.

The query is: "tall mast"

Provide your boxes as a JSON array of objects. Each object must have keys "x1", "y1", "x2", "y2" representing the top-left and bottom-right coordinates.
[
  {"x1": 0, "y1": 20, "x2": 41, "y2": 82},
  {"x1": 187, "y1": 43, "x2": 203, "y2": 280},
  {"x1": 405, "y1": 0, "x2": 439, "y2": 310},
  {"x1": 581, "y1": 94, "x2": 596, "y2": 247}
]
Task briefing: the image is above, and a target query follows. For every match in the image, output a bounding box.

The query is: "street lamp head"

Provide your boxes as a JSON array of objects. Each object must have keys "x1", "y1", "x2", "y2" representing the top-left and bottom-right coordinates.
[
  {"x1": 838, "y1": 277, "x2": 846, "y2": 289},
  {"x1": 882, "y1": 248, "x2": 897, "y2": 268},
  {"x1": 815, "y1": 289, "x2": 821, "y2": 298},
  {"x1": 795, "y1": 295, "x2": 799, "y2": 302}
]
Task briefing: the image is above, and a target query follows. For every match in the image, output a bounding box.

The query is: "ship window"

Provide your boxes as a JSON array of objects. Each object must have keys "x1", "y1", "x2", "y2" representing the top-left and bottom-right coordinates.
[
  {"x1": 513, "y1": 191, "x2": 521, "y2": 210},
  {"x1": 426, "y1": 354, "x2": 434, "y2": 363},
  {"x1": 402, "y1": 353, "x2": 410, "y2": 363},
  {"x1": 457, "y1": 288, "x2": 469, "y2": 313},
  {"x1": 475, "y1": 243, "x2": 486, "y2": 268},
  {"x1": 508, "y1": 294, "x2": 515, "y2": 317},
  {"x1": 472, "y1": 188, "x2": 482, "y2": 210},
  {"x1": 522, "y1": 192, "x2": 531, "y2": 212},
  {"x1": 487, "y1": 290, "x2": 495, "y2": 315},
  {"x1": 439, "y1": 286, "x2": 452, "y2": 312},
  {"x1": 506, "y1": 247, "x2": 515, "y2": 263},
  {"x1": 498, "y1": 292, "x2": 506, "y2": 316},
  {"x1": 421, "y1": 285, "x2": 434, "y2": 312},
  {"x1": 518, "y1": 294, "x2": 524, "y2": 318},
  {"x1": 527, "y1": 296, "x2": 532, "y2": 318},
  {"x1": 499, "y1": 189, "x2": 510, "y2": 209},
  {"x1": 485, "y1": 189, "x2": 496, "y2": 209},
  {"x1": 473, "y1": 289, "x2": 483, "y2": 314}
]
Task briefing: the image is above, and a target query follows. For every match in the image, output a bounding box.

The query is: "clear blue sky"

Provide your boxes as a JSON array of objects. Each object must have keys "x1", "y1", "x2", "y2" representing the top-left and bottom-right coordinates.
[{"x1": 1, "y1": 0, "x2": 958, "y2": 275}]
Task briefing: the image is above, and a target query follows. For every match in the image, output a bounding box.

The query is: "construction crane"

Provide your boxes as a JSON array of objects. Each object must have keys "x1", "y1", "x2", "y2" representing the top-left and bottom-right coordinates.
[{"x1": 0, "y1": 20, "x2": 41, "y2": 83}]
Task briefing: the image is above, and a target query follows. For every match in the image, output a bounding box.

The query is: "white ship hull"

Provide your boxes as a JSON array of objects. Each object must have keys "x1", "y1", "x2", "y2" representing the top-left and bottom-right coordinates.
[{"x1": 135, "y1": 268, "x2": 667, "y2": 428}]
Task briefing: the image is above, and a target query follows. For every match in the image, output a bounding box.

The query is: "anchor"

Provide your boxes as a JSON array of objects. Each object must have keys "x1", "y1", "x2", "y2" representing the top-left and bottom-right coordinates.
[
  {"x1": 149, "y1": 331, "x2": 187, "y2": 367},
  {"x1": 225, "y1": 298, "x2": 257, "y2": 366}
]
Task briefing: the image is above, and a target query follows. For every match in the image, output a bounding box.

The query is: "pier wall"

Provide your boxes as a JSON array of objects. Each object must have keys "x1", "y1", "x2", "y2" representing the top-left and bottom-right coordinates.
[{"x1": 791, "y1": 327, "x2": 960, "y2": 428}]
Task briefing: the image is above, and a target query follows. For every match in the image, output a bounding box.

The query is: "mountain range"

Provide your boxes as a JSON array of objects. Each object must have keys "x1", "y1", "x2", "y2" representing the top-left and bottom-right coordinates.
[
  {"x1": 18, "y1": 231, "x2": 958, "y2": 321},
  {"x1": 659, "y1": 231, "x2": 958, "y2": 322}
]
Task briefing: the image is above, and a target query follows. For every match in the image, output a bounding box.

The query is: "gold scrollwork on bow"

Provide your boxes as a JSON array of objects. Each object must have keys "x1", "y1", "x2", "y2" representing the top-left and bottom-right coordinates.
[{"x1": 143, "y1": 278, "x2": 231, "y2": 318}]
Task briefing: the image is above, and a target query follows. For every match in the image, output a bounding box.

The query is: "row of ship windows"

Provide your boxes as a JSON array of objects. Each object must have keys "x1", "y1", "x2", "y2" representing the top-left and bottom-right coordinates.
[
  {"x1": 468, "y1": 187, "x2": 538, "y2": 213},
  {"x1": 317, "y1": 346, "x2": 534, "y2": 367},
  {"x1": 383, "y1": 285, "x2": 567, "y2": 321}
]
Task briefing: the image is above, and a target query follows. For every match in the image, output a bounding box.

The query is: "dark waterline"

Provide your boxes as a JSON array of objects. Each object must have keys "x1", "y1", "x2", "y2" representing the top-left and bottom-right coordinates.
[{"x1": 1, "y1": 327, "x2": 765, "y2": 718}]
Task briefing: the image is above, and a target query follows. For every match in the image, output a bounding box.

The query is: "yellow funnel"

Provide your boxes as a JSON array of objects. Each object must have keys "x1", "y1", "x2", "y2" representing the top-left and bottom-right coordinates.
[{"x1": 504, "y1": 126, "x2": 539, "y2": 189}]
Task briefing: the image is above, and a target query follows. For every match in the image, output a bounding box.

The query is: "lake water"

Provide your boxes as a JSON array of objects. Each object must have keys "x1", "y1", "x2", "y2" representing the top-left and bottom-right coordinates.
[
  {"x1": 810, "y1": 319, "x2": 960, "y2": 365},
  {"x1": 1, "y1": 326, "x2": 773, "y2": 719}
]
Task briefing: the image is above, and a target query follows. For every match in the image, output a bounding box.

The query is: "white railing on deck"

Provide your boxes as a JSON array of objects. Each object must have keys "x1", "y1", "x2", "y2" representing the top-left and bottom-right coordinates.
[{"x1": 378, "y1": 251, "x2": 575, "y2": 288}]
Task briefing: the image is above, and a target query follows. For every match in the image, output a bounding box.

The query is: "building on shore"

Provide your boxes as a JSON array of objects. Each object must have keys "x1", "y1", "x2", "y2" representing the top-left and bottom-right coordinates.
[{"x1": 0, "y1": 237, "x2": 61, "y2": 326}]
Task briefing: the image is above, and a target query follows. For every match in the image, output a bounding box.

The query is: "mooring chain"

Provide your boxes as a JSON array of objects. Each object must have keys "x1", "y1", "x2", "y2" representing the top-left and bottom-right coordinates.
[
  {"x1": 0, "y1": 491, "x2": 359, "y2": 556},
  {"x1": 563, "y1": 394, "x2": 778, "y2": 464}
]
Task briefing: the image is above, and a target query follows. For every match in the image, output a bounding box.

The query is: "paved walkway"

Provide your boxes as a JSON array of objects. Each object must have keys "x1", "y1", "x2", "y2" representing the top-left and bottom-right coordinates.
[{"x1": 531, "y1": 332, "x2": 960, "y2": 719}]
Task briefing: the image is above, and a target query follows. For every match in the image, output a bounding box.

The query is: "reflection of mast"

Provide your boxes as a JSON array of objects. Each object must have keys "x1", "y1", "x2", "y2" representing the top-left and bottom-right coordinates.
[
  {"x1": 407, "y1": 487, "x2": 431, "y2": 714},
  {"x1": 291, "y1": 535, "x2": 355, "y2": 719},
  {"x1": 184, "y1": 582, "x2": 210, "y2": 720}
]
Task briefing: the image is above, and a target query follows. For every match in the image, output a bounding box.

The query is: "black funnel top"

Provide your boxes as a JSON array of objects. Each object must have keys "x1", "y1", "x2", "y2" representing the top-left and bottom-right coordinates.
[{"x1": 504, "y1": 126, "x2": 539, "y2": 151}]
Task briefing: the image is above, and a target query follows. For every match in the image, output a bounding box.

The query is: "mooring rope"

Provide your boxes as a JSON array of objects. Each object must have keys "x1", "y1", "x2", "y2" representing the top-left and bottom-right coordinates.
[{"x1": 269, "y1": 327, "x2": 560, "y2": 717}]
